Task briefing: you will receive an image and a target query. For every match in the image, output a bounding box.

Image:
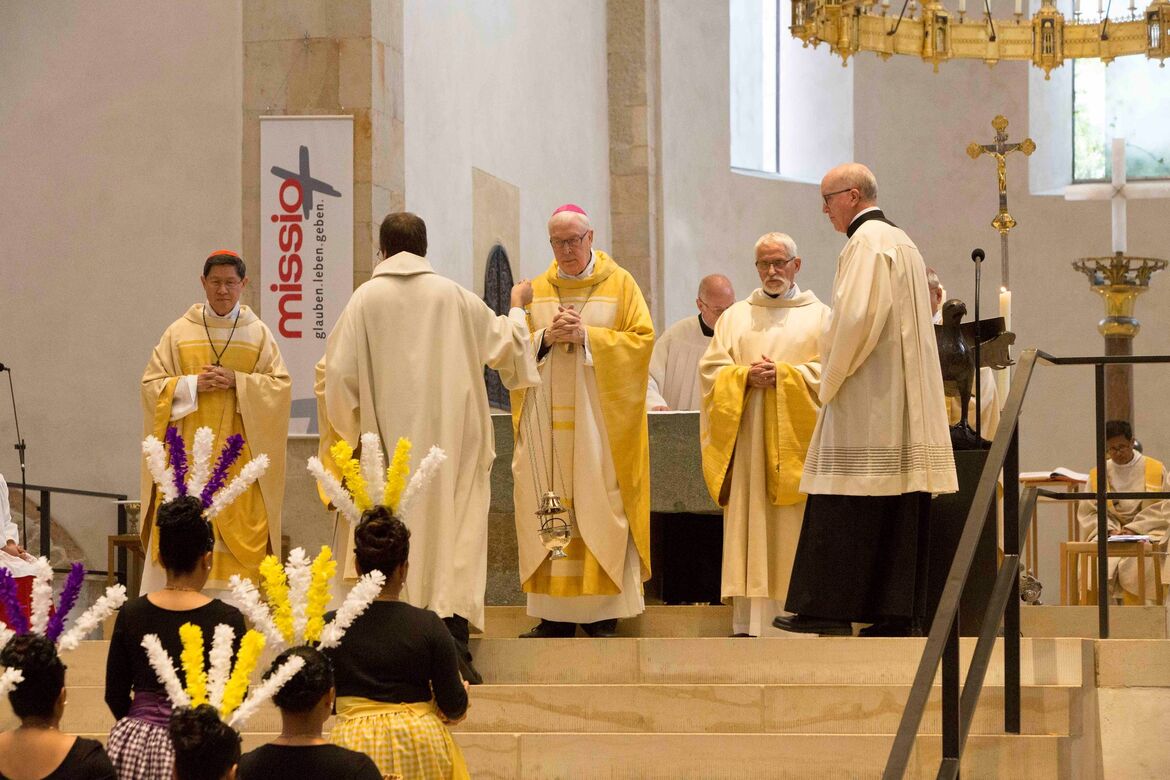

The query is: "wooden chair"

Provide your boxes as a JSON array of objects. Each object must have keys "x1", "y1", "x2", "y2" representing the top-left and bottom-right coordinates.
[{"x1": 1060, "y1": 540, "x2": 1165, "y2": 606}]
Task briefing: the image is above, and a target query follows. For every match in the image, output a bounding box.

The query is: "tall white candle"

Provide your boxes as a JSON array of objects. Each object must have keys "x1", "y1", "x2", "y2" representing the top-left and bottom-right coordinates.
[
  {"x1": 1111, "y1": 138, "x2": 1126, "y2": 254},
  {"x1": 1015, "y1": 0, "x2": 1023, "y2": 14},
  {"x1": 999, "y1": 287, "x2": 1012, "y2": 333},
  {"x1": 959, "y1": 0, "x2": 966, "y2": 12}
]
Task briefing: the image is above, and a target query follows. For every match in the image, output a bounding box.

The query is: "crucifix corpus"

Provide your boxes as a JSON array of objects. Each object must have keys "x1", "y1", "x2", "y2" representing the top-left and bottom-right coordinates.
[
  {"x1": 966, "y1": 115, "x2": 1034, "y2": 399},
  {"x1": 1065, "y1": 138, "x2": 1169, "y2": 423}
]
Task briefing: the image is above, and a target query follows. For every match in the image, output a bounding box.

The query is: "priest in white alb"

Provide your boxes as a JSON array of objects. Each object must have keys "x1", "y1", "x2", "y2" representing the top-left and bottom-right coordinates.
[
  {"x1": 776, "y1": 164, "x2": 957, "y2": 638},
  {"x1": 320, "y1": 212, "x2": 539, "y2": 683},
  {"x1": 1077, "y1": 420, "x2": 1167, "y2": 604},
  {"x1": 700, "y1": 233, "x2": 829, "y2": 636},
  {"x1": 646, "y1": 274, "x2": 735, "y2": 412},
  {"x1": 140, "y1": 251, "x2": 290, "y2": 598},
  {"x1": 511, "y1": 204, "x2": 654, "y2": 638}
]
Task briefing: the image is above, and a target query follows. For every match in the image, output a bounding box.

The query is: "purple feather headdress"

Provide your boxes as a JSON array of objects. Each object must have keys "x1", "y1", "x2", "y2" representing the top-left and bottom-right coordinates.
[
  {"x1": 44, "y1": 562, "x2": 86, "y2": 642},
  {"x1": 0, "y1": 568, "x2": 30, "y2": 635},
  {"x1": 201, "y1": 434, "x2": 244, "y2": 508},
  {"x1": 164, "y1": 426, "x2": 189, "y2": 498}
]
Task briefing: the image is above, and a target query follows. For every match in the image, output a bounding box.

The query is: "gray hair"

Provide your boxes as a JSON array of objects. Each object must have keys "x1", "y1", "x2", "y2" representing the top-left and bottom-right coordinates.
[
  {"x1": 836, "y1": 163, "x2": 879, "y2": 203},
  {"x1": 926, "y1": 267, "x2": 941, "y2": 289},
  {"x1": 754, "y1": 232, "x2": 798, "y2": 259}
]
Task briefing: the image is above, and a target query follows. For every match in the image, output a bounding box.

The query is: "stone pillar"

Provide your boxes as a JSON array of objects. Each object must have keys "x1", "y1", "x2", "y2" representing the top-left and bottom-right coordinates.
[
  {"x1": 607, "y1": 0, "x2": 664, "y2": 323},
  {"x1": 1103, "y1": 334, "x2": 1133, "y2": 424},
  {"x1": 242, "y1": 0, "x2": 404, "y2": 307}
]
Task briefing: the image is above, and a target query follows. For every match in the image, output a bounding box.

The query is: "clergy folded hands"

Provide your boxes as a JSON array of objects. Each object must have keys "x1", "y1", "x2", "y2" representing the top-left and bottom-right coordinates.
[
  {"x1": 646, "y1": 275, "x2": 735, "y2": 412},
  {"x1": 139, "y1": 251, "x2": 291, "y2": 599},
  {"x1": 776, "y1": 163, "x2": 957, "y2": 638},
  {"x1": 511, "y1": 205, "x2": 654, "y2": 639},
  {"x1": 699, "y1": 234, "x2": 829, "y2": 636}
]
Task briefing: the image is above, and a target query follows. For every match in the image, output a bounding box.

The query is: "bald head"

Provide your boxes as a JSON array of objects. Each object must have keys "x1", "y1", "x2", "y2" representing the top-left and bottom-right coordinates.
[
  {"x1": 821, "y1": 163, "x2": 879, "y2": 234},
  {"x1": 696, "y1": 274, "x2": 735, "y2": 327}
]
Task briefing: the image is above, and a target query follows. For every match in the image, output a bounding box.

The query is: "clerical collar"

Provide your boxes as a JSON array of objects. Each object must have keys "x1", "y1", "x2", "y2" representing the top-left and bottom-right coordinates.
[
  {"x1": 697, "y1": 314, "x2": 714, "y2": 337},
  {"x1": 204, "y1": 300, "x2": 241, "y2": 320},
  {"x1": 846, "y1": 207, "x2": 895, "y2": 238},
  {"x1": 763, "y1": 283, "x2": 800, "y2": 300},
  {"x1": 558, "y1": 251, "x2": 596, "y2": 280}
]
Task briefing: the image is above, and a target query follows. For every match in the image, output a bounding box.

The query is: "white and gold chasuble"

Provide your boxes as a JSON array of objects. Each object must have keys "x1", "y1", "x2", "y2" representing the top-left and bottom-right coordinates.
[{"x1": 511, "y1": 251, "x2": 653, "y2": 622}]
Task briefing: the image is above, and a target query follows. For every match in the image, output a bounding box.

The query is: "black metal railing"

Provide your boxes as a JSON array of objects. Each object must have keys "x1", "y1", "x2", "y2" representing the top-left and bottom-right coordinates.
[
  {"x1": 884, "y1": 350, "x2": 1170, "y2": 779},
  {"x1": 13, "y1": 483, "x2": 128, "y2": 577}
]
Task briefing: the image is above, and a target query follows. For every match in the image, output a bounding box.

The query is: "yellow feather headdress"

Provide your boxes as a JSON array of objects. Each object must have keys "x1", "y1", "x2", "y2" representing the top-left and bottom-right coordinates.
[{"x1": 306, "y1": 432, "x2": 447, "y2": 525}]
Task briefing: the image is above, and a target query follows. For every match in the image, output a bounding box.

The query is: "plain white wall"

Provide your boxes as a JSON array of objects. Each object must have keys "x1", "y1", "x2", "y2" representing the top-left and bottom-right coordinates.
[
  {"x1": 403, "y1": 0, "x2": 611, "y2": 289},
  {"x1": 0, "y1": 1, "x2": 244, "y2": 564},
  {"x1": 660, "y1": 1, "x2": 1170, "y2": 592}
]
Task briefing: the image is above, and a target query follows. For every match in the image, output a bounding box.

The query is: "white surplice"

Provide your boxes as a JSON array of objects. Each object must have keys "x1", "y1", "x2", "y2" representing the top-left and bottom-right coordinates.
[{"x1": 645, "y1": 316, "x2": 711, "y2": 411}]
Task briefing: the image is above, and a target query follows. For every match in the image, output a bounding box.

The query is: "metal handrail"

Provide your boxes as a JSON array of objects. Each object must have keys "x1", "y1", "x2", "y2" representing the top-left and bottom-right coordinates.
[
  {"x1": 884, "y1": 349, "x2": 1170, "y2": 778},
  {"x1": 13, "y1": 483, "x2": 128, "y2": 577}
]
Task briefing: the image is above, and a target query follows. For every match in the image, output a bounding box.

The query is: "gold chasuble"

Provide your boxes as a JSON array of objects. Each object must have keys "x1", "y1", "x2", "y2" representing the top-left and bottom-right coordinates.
[
  {"x1": 140, "y1": 304, "x2": 290, "y2": 590},
  {"x1": 699, "y1": 288, "x2": 829, "y2": 616},
  {"x1": 511, "y1": 251, "x2": 653, "y2": 609}
]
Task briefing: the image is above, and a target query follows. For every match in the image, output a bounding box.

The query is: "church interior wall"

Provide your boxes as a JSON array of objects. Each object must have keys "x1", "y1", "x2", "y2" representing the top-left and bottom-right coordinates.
[
  {"x1": 0, "y1": 1, "x2": 244, "y2": 566},
  {"x1": 403, "y1": 0, "x2": 611, "y2": 293},
  {"x1": 659, "y1": 1, "x2": 1170, "y2": 593}
]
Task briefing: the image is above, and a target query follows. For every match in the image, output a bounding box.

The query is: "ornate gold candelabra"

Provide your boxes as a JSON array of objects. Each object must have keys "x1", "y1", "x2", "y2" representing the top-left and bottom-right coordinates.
[
  {"x1": 1072, "y1": 252, "x2": 1167, "y2": 421},
  {"x1": 790, "y1": 0, "x2": 1170, "y2": 76}
]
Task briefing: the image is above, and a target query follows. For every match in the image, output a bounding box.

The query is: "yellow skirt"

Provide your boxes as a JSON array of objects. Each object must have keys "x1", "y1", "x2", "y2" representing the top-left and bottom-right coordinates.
[{"x1": 330, "y1": 696, "x2": 469, "y2": 780}]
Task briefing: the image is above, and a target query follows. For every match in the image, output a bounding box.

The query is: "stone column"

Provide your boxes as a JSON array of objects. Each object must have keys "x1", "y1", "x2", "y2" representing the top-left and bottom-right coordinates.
[
  {"x1": 607, "y1": 0, "x2": 664, "y2": 323},
  {"x1": 242, "y1": 0, "x2": 404, "y2": 306}
]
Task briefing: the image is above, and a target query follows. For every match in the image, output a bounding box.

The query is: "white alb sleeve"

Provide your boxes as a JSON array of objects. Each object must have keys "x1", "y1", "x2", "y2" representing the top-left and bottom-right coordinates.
[{"x1": 169, "y1": 375, "x2": 200, "y2": 421}]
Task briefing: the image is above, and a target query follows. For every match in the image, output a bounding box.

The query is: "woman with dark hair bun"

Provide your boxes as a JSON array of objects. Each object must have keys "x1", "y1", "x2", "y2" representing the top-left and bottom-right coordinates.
[
  {"x1": 237, "y1": 647, "x2": 380, "y2": 779},
  {"x1": 168, "y1": 705, "x2": 240, "y2": 780},
  {"x1": 325, "y1": 508, "x2": 470, "y2": 779},
  {"x1": 0, "y1": 634, "x2": 116, "y2": 779},
  {"x1": 104, "y1": 496, "x2": 246, "y2": 779}
]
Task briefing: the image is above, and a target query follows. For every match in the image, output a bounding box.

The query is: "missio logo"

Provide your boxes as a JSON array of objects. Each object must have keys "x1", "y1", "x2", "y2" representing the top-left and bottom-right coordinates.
[{"x1": 268, "y1": 145, "x2": 342, "y2": 338}]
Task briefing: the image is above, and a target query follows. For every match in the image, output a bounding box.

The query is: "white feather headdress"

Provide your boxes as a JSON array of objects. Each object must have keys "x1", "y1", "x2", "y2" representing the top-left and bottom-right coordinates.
[{"x1": 142, "y1": 426, "x2": 268, "y2": 519}]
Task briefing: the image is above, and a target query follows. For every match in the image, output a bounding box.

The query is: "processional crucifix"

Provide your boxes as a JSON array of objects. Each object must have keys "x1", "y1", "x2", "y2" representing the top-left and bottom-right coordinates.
[
  {"x1": 966, "y1": 115, "x2": 1035, "y2": 398},
  {"x1": 1065, "y1": 139, "x2": 1169, "y2": 423}
]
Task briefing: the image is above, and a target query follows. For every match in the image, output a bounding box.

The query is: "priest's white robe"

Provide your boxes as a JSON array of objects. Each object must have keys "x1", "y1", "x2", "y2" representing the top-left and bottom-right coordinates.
[
  {"x1": 1077, "y1": 453, "x2": 1167, "y2": 602},
  {"x1": 646, "y1": 315, "x2": 711, "y2": 411},
  {"x1": 321, "y1": 252, "x2": 539, "y2": 632},
  {"x1": 801, "y1": 216, "x2": 957, "y2": 496},
  {"x1": 699, "y1": 287, "x2": 829, "y2": 636}
]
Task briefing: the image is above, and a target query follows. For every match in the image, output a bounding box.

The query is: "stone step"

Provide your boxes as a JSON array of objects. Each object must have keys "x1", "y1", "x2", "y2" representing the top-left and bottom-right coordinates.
[
  {"x1": 1, "y1": 681, "x2": 1078, "y2": 737},
  {"x1": 58, "y1": 731, "x2": 1073, "y2": 778},
  {"x1": 473, "y1": 604, "x2": 1167, "y2": 639},
  {"x1": 41, "y1": 636, "x2": 1087, "y2": 688},
  {"x1": 470, "y1": 637, "x2": 1086, "y2": 686}
]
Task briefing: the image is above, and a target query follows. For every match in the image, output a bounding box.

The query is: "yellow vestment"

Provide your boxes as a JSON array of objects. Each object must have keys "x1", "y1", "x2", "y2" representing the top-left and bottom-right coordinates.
[
  {"x1": 140, "y1": 304, "x2": 290, "y2": 588},
  {"x1": 511, "y1": 251, "x2": 653, "y2": 601}
]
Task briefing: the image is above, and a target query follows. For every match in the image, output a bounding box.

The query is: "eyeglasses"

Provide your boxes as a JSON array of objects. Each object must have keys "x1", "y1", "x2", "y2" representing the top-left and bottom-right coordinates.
[
  {"x1": 822, "y1": 188, "x2": 855, "y2": 205},
  {"x1": 204, "y1": 278, "x2": 242, "y2": 290},
  {"x1": 697, "y1": 298, "x2": 729, "y2": 315},
  {"x1": 1106, "y1": 442, "x2": 1134, "y2": 454},
  {"x1": 550, "y1": 231, "x2": 590, "y2": 251},
  {"x1": 755, "y1": 257, "x2": 795, "y2": 272}
]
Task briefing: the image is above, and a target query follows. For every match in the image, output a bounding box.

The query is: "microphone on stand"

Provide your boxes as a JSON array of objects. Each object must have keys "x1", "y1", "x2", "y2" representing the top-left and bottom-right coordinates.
[{"x1": 970, "y1": 248, "x2": 985, "y2": 442}]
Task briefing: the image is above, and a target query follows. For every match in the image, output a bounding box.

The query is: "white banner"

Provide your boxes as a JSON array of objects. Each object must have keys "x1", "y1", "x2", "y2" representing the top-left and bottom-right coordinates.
[{"x1": 260, "y1": 116, "x2": 353, "y2": 435}]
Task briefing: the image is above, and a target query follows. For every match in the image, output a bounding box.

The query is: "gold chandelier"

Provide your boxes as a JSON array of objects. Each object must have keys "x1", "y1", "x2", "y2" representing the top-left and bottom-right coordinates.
[{"x1": 789, "y1": 0, "x2": 1170, "y2": 76}]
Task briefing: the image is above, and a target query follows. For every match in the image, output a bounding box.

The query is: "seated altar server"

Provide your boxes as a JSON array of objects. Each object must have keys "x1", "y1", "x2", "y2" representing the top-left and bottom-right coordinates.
[
  {"x1": 511, "y1": 204, "x2": 654, "y2": 638},
  {"x1": 646, "y1": 274, "x2": 735, "y2": 411},
  {"x1": 320, "y1": 212, "x2": 539, "y2": 684},
  {"x1": 1077, "y1": 420, "x2": 1167, "y2": 604},
  {"x1": 777, "y1": 163, "x2": 957, "y2": 638},
  {"x1": 699, "y1": 233, "x2": 829, "y2": 636},
  {"x1": 139, "y1": 251, "x2": 291, "y2": 597}
]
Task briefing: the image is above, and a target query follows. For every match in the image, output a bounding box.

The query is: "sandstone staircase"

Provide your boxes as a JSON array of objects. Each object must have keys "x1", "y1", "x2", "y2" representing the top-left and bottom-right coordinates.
[{"x1": 19, "y1": 604, "x2": 1167, "y2": 778}]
